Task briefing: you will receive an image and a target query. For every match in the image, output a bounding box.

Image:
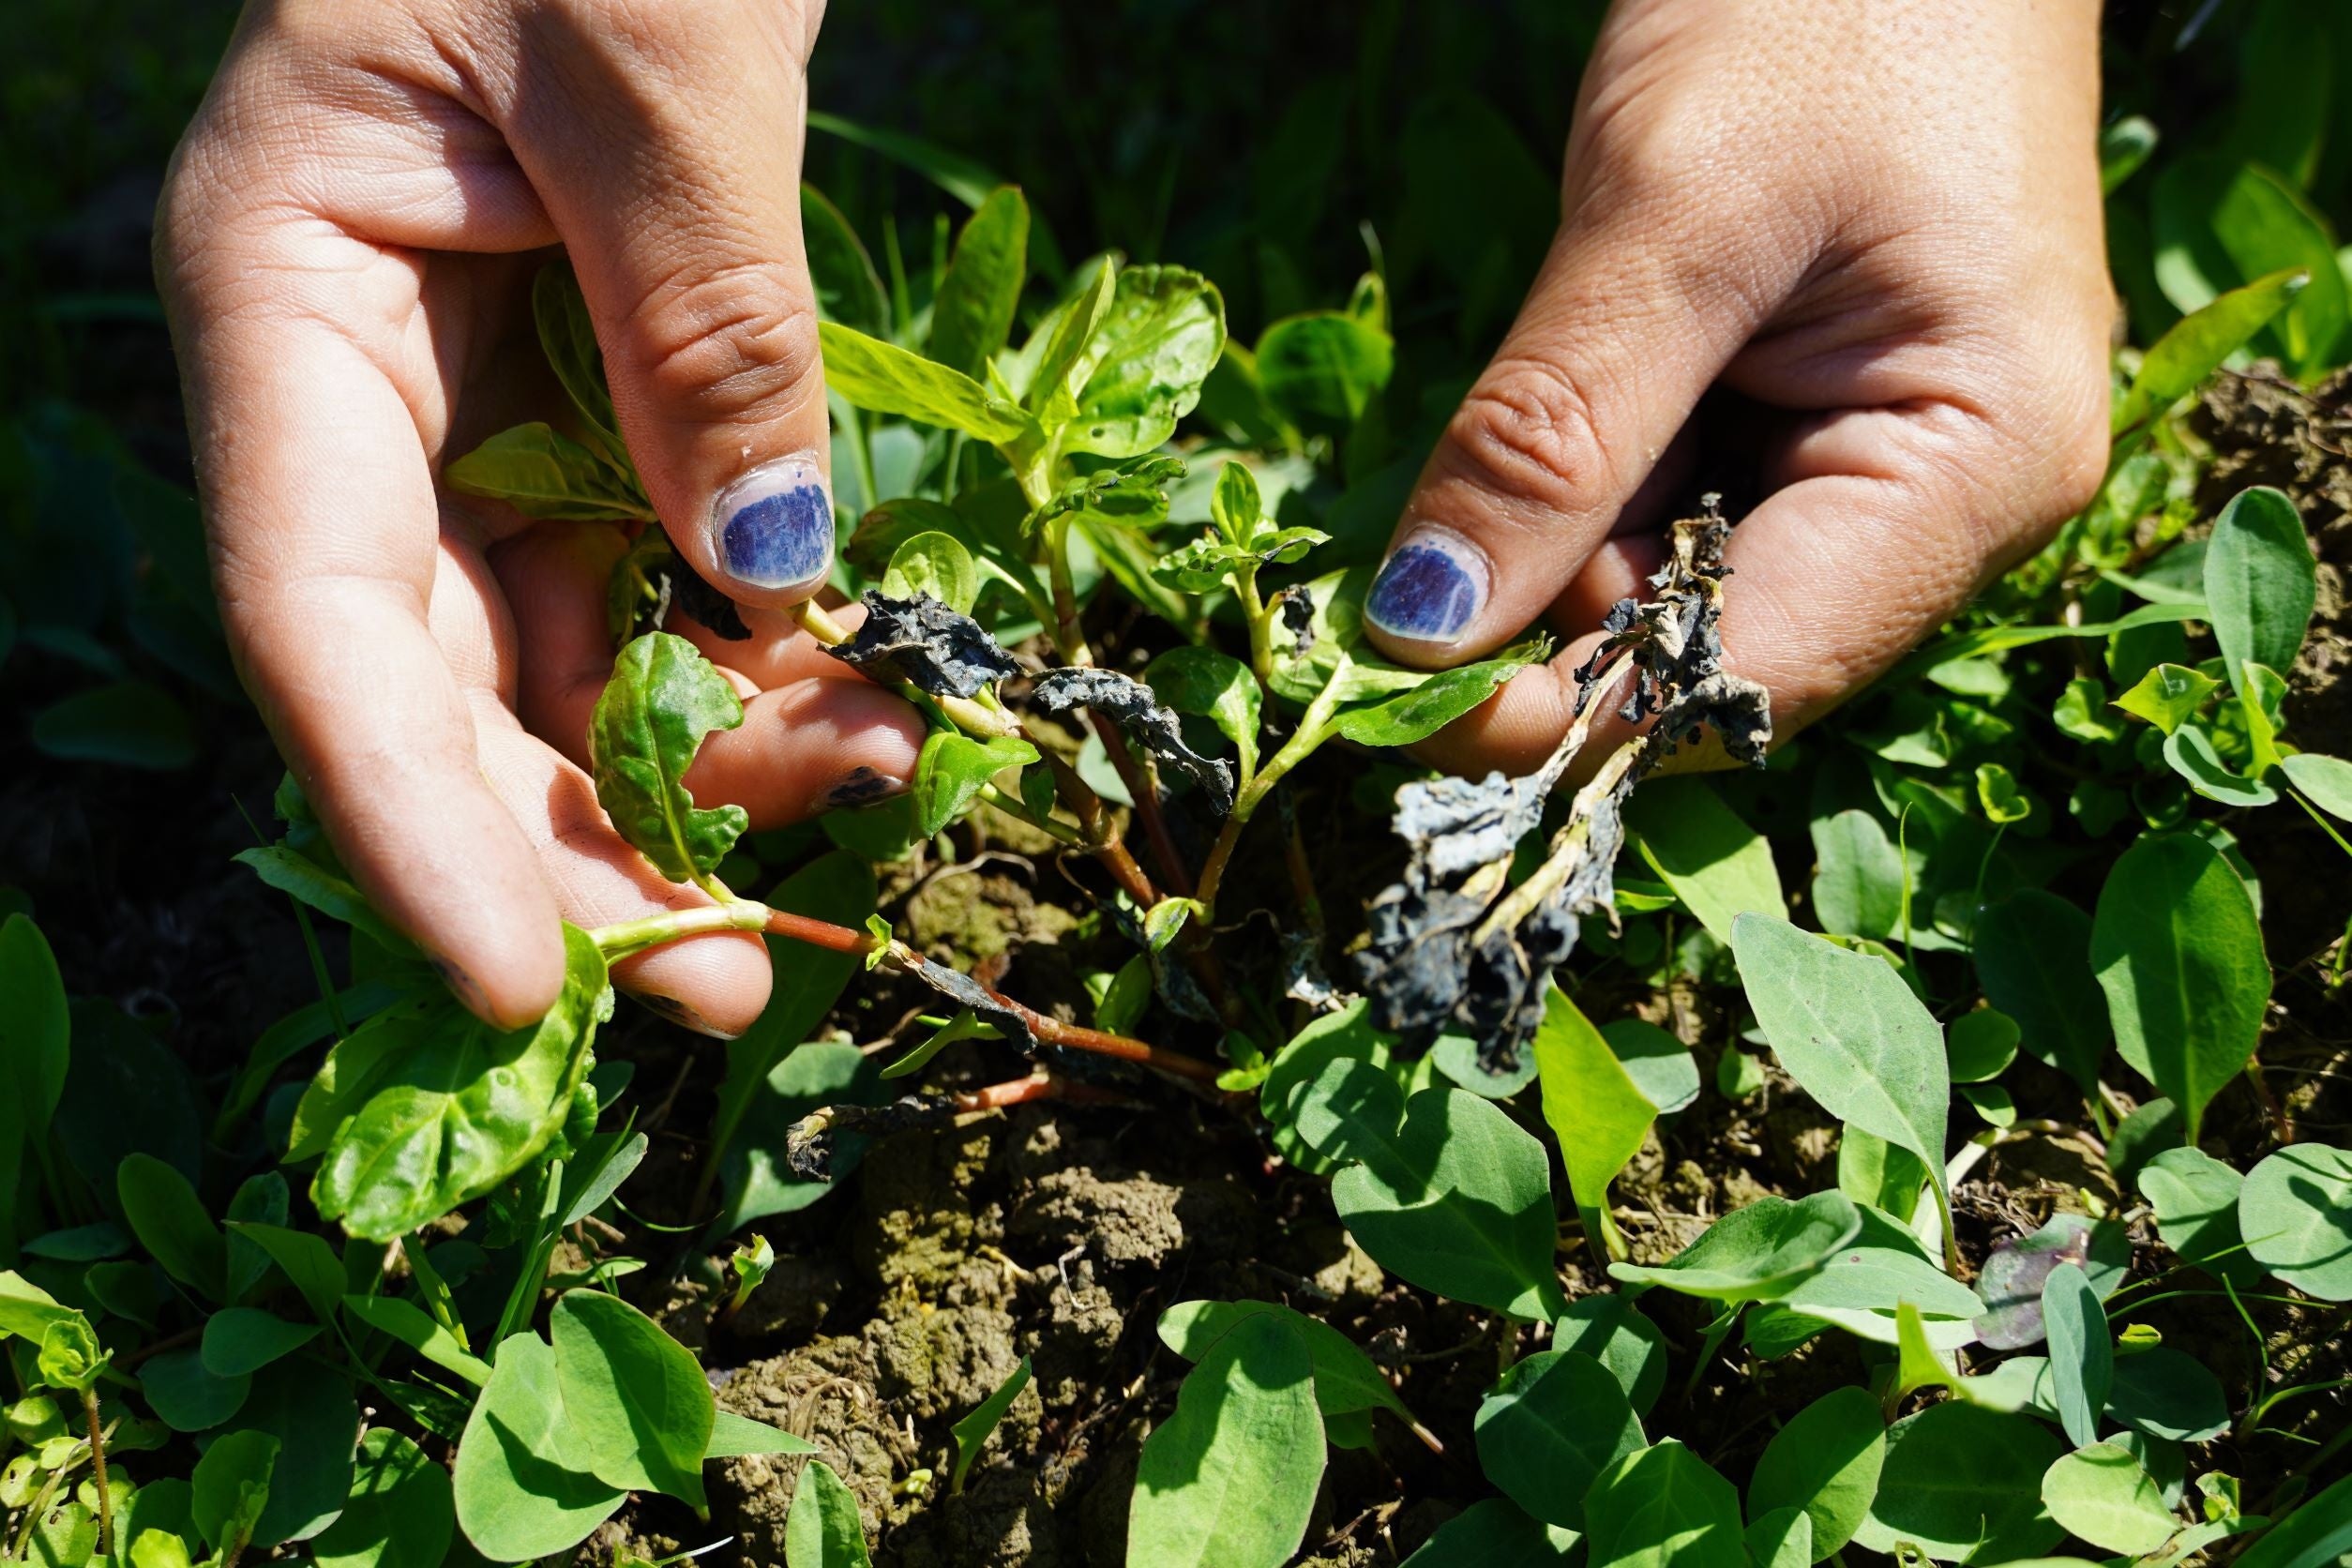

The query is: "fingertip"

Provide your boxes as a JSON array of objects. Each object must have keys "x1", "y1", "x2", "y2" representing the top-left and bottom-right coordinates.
[
  {"x1": 614, "y1": 929, "x2": 773, "y2": 1039},
  {"x1": 420, "y1": 893, "x2": 570, "y2": 1032},
  {"x1": 689, "y1": 676, "x2": 927, "y2": 826}
]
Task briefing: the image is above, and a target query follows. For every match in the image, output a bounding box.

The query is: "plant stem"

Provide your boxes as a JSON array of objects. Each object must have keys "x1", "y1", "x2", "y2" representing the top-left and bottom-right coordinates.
[
  {"x1": 83, "y1": 1389, "x2": 110, "y2": 1561},
  {"x1": 946, "y1": 962, "x2": 1224, "y2": 1084},
  {"x1": 952, "y1": 1074, "x2": 1134, "y2": 1112},
  {"x1": 976, "y1": 781, "x2": 1085, "y2": 845},
  {"x1": 1196, "y1": 665, "x2": 1350, "y2": 912},
  {"x1": 1044, "y1": 515, "x2": 1093, "y2": 667},
  {"x1": 1025, "y1": 727, "x2": 1162, "y2": 907},
  {"x1": 1089, "y1": 712, "x2": 1195, "y2": 897},
  {"x1": 1235, "y1": 566, "x2": 1275, "y2": 687}
]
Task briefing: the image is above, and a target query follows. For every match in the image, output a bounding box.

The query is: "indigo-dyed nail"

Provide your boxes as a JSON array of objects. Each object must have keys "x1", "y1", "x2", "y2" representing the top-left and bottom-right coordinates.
[
  {"x1": 715, "y1": 455, "x2": 833, "y2": 589},
  {"x1": 816, "y1": 765, "x2": 909, "y2": 812},
  {"x1": 430, "y1": 958, "x2": 488, "y2": 1016},
  {"x1": 1364, "y1": 531, "x2": 1487, "y2": 642},
  {"x1": 640, "y1": 991, "x2": 736, "y2": 1039}
]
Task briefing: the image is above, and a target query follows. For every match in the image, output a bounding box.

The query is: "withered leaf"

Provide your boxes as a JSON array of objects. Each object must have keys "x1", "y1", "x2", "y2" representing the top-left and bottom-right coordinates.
[
  {"x1": 895, "y1": 954, "x2": 1039, "y2": 1052},
  {"x1": 1276, "y1": 587, "x2": 1316, "y2": 660},
  {"x1": 1030, "y1": 667, "x2": 1237, "y2": 817},
  {"x1": 785, "y1": 1094, "x2": 961, "y2": 1181},
  {"x1": 824, "y1": 590, "x2": 1020, "y2": 698}
]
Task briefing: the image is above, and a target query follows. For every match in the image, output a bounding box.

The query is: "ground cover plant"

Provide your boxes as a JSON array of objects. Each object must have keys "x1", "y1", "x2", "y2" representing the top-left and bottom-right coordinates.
[{"x1": 4, "y1": 3, "x2": 2352, "y2": 1566}]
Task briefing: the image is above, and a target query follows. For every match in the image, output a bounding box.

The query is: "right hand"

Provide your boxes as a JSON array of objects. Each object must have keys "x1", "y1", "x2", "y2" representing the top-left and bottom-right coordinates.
[{"x1": 158, "y1": 0, "x2": 919, "y2": 1036}]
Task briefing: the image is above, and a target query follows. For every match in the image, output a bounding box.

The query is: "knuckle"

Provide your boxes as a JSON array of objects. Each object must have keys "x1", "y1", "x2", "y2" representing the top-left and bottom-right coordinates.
[
  {"x1": 1440, "y1": 357, "x2": 1616, "y2": 515},
  {"x1": 624, "y1": 256, "x2": 822, "y2": 430}
]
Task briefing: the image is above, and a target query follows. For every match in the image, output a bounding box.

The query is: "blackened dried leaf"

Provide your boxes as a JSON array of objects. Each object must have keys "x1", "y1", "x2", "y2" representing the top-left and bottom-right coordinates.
[
  {"x1": 1357, "y1": 498, "x2": 1773, "y2": 1074},
  {"x1": 786, "y1": 1094, "x2": 960, "y2": 1181},
  {"x1": 825, "y1": 590, "x2": 1020, "y2": 698},
  {"x1": 1030, "y1": 667, "x2": 1236, "y2": 817},
  {"x1": 897, "y1": 955, "x2": 1039, "y2": 1052},
  {"x1": 668, "y1": 550, "x2": 751, "y2": 641},
  {"x1": 1276, "y1": 587, "x2": 1316, "y2": 660}
]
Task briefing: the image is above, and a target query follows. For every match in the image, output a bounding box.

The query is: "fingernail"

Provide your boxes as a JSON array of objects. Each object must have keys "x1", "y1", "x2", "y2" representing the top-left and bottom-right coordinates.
[
  {"x1": 1364, "y1": 530, "x2": 1487, "y2": 642},
  {"x1": 815, "y1": 765, "x2": 909, "y2": 812},
  {"x1": 640, "y1": 991, "x2": 737, "y2": 1040},
  {"x1": 715, "y1": 455, "x2": 833, "y2": 590}
]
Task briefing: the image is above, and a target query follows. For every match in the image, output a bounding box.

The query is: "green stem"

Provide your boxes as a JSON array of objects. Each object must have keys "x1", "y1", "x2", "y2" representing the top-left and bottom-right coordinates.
[
  {"x1": 588, "y1": 899, "x2": 774, "y2": 960},
  {"x1": 1195, "y1": 662, "x2": 1351, "y2": 912},
  {"x1": 977, "y1": 781, "x2": 1084, "y2": 845},
  {"x1": 1235, "y1": 565, "x2": 1275, "y2": 688},
  {"x1": 1045, "y1": 514, "x2": 1093, "y2": 666}
]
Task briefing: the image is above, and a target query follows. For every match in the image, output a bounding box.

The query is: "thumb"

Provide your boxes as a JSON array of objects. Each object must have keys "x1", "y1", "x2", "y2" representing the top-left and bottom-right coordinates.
[
  {"x1": 500, "y1": 2, "x2": 835, "y2": 607},
  {"x1": 1362, "y1": 207, "x2": 1769, "y2": 667}
]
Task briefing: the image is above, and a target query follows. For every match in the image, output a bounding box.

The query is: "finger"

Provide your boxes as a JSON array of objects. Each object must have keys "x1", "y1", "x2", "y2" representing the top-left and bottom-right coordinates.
[
  {"x1": 1362, "y1": 197, "x2": 1789, "y2": 669},
  {"x1": 471, "y1": 703, "x2": 773, "y2": 1038},
  {"x1": 492, "y1": 525, "x2": 922, "y2": 818},
  {"x1": 1416, "y1": 400, "x2": 2103, "y2": 777},
  {"x1": 490, "y1": 1, "x2": 837, "y2": 609},
  {"x1": 158, "y1": 194, "x2": 567, "y2": 1028}
]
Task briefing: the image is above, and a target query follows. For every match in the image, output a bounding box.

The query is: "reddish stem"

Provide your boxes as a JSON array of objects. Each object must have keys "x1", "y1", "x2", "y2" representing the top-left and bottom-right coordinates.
[
  {"x1": 953, "y1": 1074, "x2": 1133, "y2": 1112},
  {"x1": 762, "y1": 908, "x2": 880, "y2": 956},
  {"x1": 1088, "y1": 712, "x2": 1195, "y2": 897},
  {"x1": 972, "y1": 977, "x2": 1225, "y2": 1084}
]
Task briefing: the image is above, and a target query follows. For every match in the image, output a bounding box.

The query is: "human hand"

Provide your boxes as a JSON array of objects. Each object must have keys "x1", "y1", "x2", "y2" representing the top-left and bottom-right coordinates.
[
  {"x1": 158, "y1": 0, "x2": 919, "y2": 1035},
  {"x1": 1363, "y1": 0, "x2": 2111, "y2": 776}
]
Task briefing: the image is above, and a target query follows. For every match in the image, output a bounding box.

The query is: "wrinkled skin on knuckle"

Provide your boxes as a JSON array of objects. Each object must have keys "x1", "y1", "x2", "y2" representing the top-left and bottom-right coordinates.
[
  {"x1": 1437, "y1": 356, "x2": 1618, "y2": 519},
  {"x1": 623, "y1": 254, "x2": 822, "y2": 430}
]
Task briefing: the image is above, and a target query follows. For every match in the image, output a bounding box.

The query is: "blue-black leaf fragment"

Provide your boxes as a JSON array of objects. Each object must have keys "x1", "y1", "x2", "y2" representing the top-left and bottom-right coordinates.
[
  {"x1": 1029, "y1": 667, "x2": 1237, "y2": 818},
  {"x1": 824, "y1": 590, "x2": 1021, "y2": 699}
]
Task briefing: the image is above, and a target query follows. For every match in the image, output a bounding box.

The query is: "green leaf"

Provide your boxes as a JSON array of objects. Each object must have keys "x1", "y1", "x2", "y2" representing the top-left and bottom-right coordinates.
[
  {"x1": 1746, "y1": 1386, "x2": 1886, "y2": 1560},
  {"x1": 29, "y1": 680, "x2": 196, "y2": 768},
  {"x1": 1731, "y1": 916, "x2": 1950, "y2": 1217},
  {"x1": 227, "y1": 1358, "x2": 361, "y2": 1546},
  {"x1": 1604, "y1": 1020, "x2": 1700, "y2": 1116},
  {"x1": 881, "y1": 532, "x2": 980, "y2": 616},
  {"x1": 0, "y1": 914, "x2": 68, "y2": 1191},
  {"x1": 1210, "y1": 461, "x2": 1263, "y2": 548},
  {"x1": 1256, "y1": 310, "x2": 1394, "y2": 427},
  {"x1": 191, "y1": 1429, "x2": 278, "y2": 1557},
  {"x1": 1624, "y1": 780, "x2": 1785, "y2": 943},
  {"x1": 1329, "y1": 650, "x2": 1540, "y2": 746},
  {"x1": 1127, "y1": 1312, "x2": 1322, "y2": 1568},
  {"x1": 2043, "y1": 1263, "x2": 2112, "y2": 1448},
  {"x1": 453, "y1": 1334, "x2": 622, "y2": 1562},
  {"x1": 1747, "y1": 1508, "x2": 1814, "y2": 1568},
  {"x1": 2139, "y1": 1146, "x2": 2260, "y2": 1288},
  {"x1": 716, "y1": 1043, "x2": 887, "y2": 1233},
  {"x1": 1399, "y1": 1499, "x2": 1578, "y2": 1566},
  {"x1": 1810, "y1": 810, "x2": 1906, "y2": 941},
  {"x1": 801, "y1": 184, "x2": 888, "y2": 339},
  {"x1": 2208, "y1": 487, "x2": 2315, "y2": 680},
  {"x1": 2160, "y1": 158, "x2": 2344, "y2": 377},
  {"x1": 2112, "y1": 268, "x2": 2307, "y2": 437},
  {"x1": 949, "y1": 1355, "x2": 1032, "y2": 1494},
  {"x1": 708, "y1": 852, "x2": 877, "y2": 1219},
  {"x1": 590, "y1": 632, "x2": 749, "y2": 885},
  {"x1": 2233, "y1": 1471, "x2": 2352, "y2": 1568},
  {"x1": 549, "y1": 1289, "x2": 714, "y2": 1505},
  {"x1": 234, "y1": 846, "x2": 419, "y2": 958},
  {"x1": 2042, "y1": 1442, "x2": 2179, "y2": 1557},
  {"x1": 2281, "y1": 751, "x2": 2352, "y2": 818},
  {"x1": 927, "y1": 188, "x2": 1029, "y2": 378},
  {"x1": 784, "y1": 1458, "x2": 872, "y2": 1568},
  {"x1": 2053, "y1": 677, "x2": 2128, "y2": 745},
  {"x1": 342, "y1": 1294, "x2": 492, "y2": 1387},
  {"x1": 1554, "y1": 1296, "x2": 1668, "y2": 1417},
  {"x1": 1474, "y1": 1350, "x2": 1643, "y2": 1529},
  {"x1": 117, "y1": 1153, "x2": 227, "y2": 1301},
  {"x1": 912, "y1": 730, "x2": 1037, "y2": 837},
  {"x1": 1583, "y1": 1440, "x2": 1744, "y2": 1568},
  {"x1": 704, "y1": 1409, "x2": 817, "y2": 1459},
  {"x1": 1259, "y1": 1000, "x2": 1396, "y2": 1176},
  {"x1": 1947, "y1": 1008, "x2": 2020, "y2": 1083},
  {"x1": 1533, "y1": 986, "x2": 1655, "y2": 1255},
  {"x1": 819, "y1": 319, "x2": 1032, "y2": 443},
  {"x1": 1146, "y1": 647, "x2": 1262, "y2": 780},
  {"x1": 311, "y1": 1428, "x2": 455, "y2": 1568},
  {"x1": 1156, "y1": 1300, "x2": 1411, "y2": 1425},
  {"x1": 1767, "y1": 1241, "x2": 1985, "y2": 1345},
  {"x1": 530, "y1": 263, "x2": 626, "y2": 467},
  {"x1": 1330, "y1": 1086, "x2": 1569, "y2": 1321},
  {"x1": 1018, "y1": 260, "x2": 1116, "y2": 423},
  {"x1": 1974, "y1": 889, "x2": 2108, "y2": 1093},
  {"x1": 445, "y1": 424, "x2": 649, "y2": 522},
  {"x1": 1976, "y1": 761, "x2": 2032, "y2": 824},
  {"x1": 2091, "y1": 833, "x2": 2269, "y2": 1143},
  {"x1": 1851, "y1": 1404, "x2": 2065, "y2": 1562},
  {"x1": 2113, "y1": 662, "x2": 2219, "y2": 734},
  {"x1": 140, "y1": 1349, "x2": 250, "y2": 1432},
  {"x1": 1058, "y1": 265, "x2": 1226, "y2": 460},
  {"x1": 2239, "y1": 1142, "x2": 2352, "y2": 1300},
  {"x1": 1607, "y1": 1192, "x2": 1862, "y2": 1301},
  {"x1": 2165, "y1": 721, "x2": 2279, "y2": 806},
  {"x1": 311, "y1": 926, "x2": 609, "y2": 1241},
  {"x1": 201, "y1": 1309, "x2": 322, "y2": 1379}
]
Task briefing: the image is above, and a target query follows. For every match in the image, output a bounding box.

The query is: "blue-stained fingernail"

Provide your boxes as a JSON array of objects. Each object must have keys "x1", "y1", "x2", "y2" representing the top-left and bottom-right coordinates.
[
  {"x1": 816, "y1": 765, "x2": 909, "y2": 812},
  {"x1": 1364, "y1": 532, "x2": 1487, "y2": 642},
  {"x1": 716, "y1": 456, "x2": 833, "y2": 589}
]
